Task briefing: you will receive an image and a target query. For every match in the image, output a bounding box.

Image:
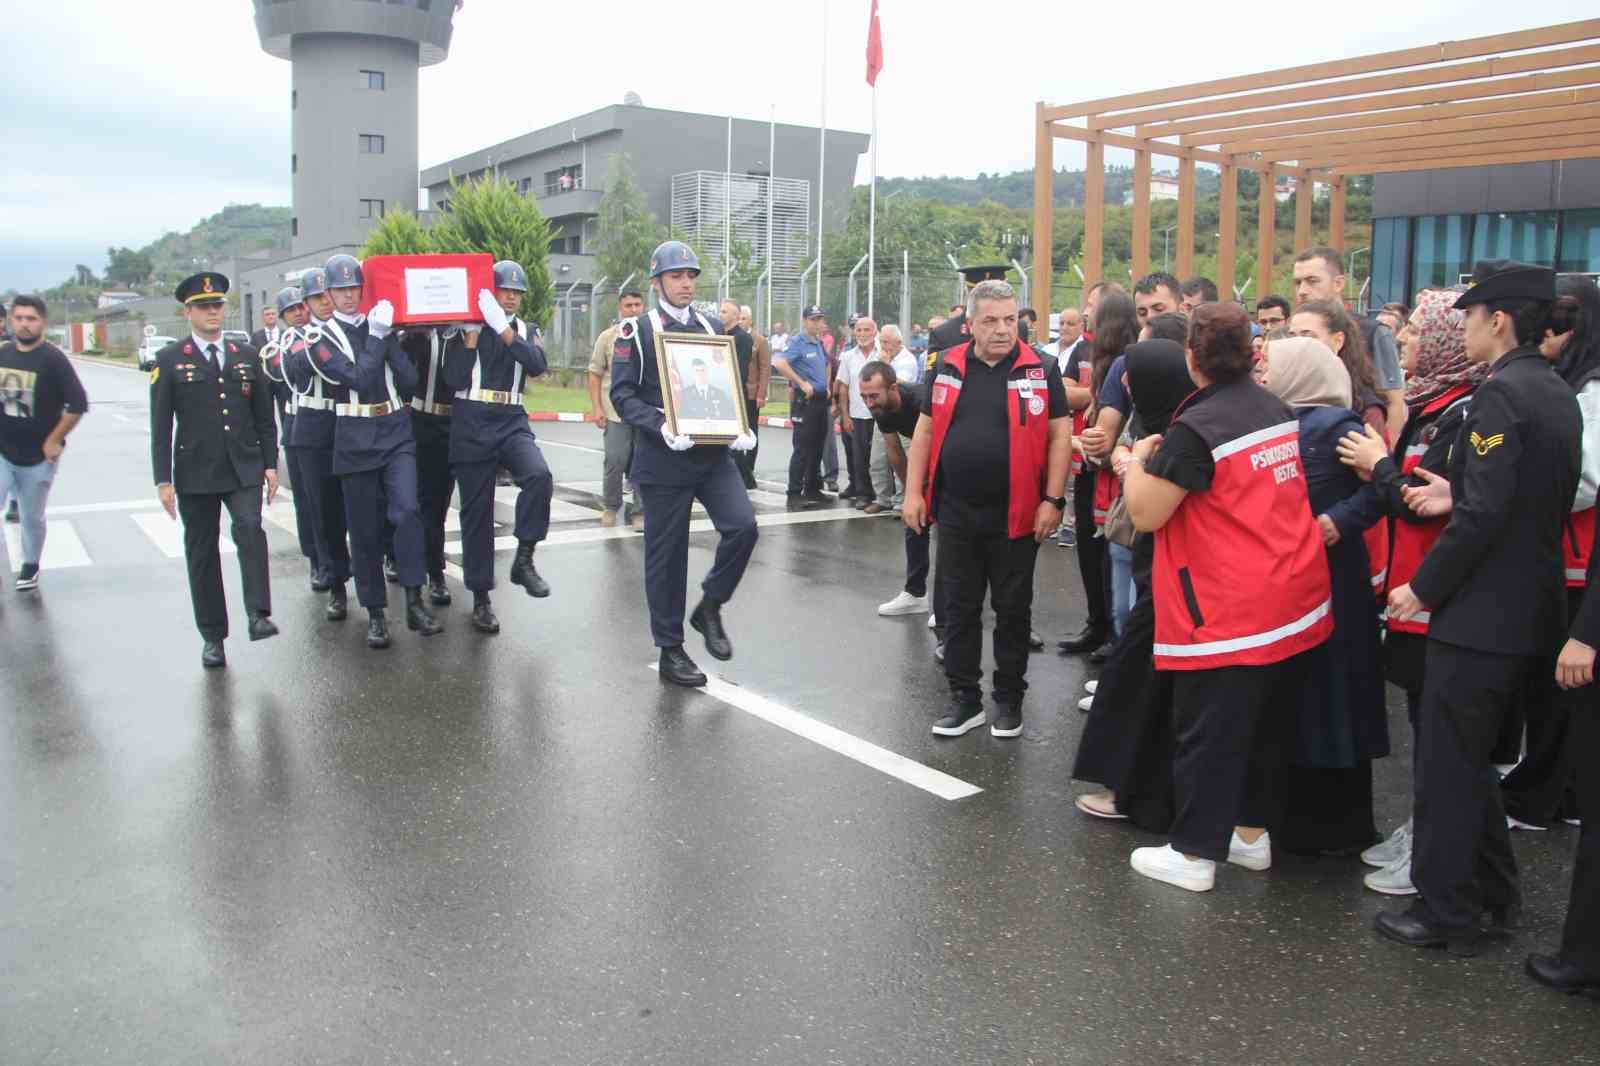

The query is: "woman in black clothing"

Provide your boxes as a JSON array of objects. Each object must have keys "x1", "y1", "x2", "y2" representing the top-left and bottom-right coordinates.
[{"x1": 1070, "y1": 339, "x2": 1195, "y2": 830}]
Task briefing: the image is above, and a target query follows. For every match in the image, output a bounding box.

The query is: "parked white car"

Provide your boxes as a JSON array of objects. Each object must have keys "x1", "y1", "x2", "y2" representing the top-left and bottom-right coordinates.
[{"x1": 137, "y1": 335, "x2": 177, "y2": 370}]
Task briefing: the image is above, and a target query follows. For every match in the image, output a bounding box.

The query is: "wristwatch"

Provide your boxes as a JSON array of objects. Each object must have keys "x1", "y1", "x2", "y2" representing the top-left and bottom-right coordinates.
[{"x1": 1045, "y1": 495, "x2": 1067, "y2": 510}]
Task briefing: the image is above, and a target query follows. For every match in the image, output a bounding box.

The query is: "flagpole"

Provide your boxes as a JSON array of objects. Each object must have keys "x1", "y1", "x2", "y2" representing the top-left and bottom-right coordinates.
[
  {"x1": 766, "y1": 105, "x2": 776, "y2": 333},
  {"x1": 724, "y1": 115, "x2": 733, "y2": 302},
  {"x1": 816, "y1": 0, "x2": 828, "y2": 312},
  {"x1": 868, "y1": 80, "x2": 877, "y2": 319}
]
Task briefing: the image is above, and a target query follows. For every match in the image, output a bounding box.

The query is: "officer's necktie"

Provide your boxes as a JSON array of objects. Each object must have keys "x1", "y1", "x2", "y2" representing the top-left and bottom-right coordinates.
[{"x1": 205, "y1": 343, "x2": 220, "y2": 375}]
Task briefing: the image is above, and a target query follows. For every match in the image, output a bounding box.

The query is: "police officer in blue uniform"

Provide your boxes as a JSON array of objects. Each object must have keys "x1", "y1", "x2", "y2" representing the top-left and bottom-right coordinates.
[
  {"x1": 259, "y1": 286, "x2": 326, "y2": 588},
  {"x1": 286, "y1": 253, "x2": 442, "y2": 647},
  {"x1": 402, "y1": 324, "x2": 457, "y2": 607},
  {"x1": 610, "y1": 241, "x2": 759, "y2": 686},
  {"x1": 288, "y1": 266, "x2": 354, "y2": 619},
  {"x1": 441, "y1": 260, "x2": 555, "y2": 634}
]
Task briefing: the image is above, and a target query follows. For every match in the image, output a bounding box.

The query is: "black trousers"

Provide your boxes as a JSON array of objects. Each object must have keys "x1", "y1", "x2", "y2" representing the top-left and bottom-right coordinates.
[
  {"x1": 283, "y1": 446, "x2": 319, "y2": 566},
  {"x1": 1072, "y1": 467, "x2": 1109, "y2": 633},
  {"x1": 343, "y1": 451, "x2": 425, "y2": 609},
  {"x1": 905, "y1": 523, "x2": 930, "y2": 598},
  {"x1": 937, "y1": 522, "x2": 1040, "y2": 706},
  {"x1": 787, "y1": 395, "x2": 829, "y2": 495},
  {"x1": 637, "y1": 457, "x2": 758, "y2": 648},
  {"x1": 412, "y1": 413, "x2": 455, "y2": 580},
  {"x1": 1412, "y1": 640, "x2": 1534, "y2": 931},
  {"x1": 1168, "y1": 653, "x2": 1307, "y2": 862},
  {"x1": 302, "y1": 445, "x2": 351, "y2": 584},
  {"x1": 846, "y1": 417, "x2": 875, "y2": 498},
  {"x1": 454, "y1": 431, "x2": 553, "y2": 594},
  {"x1": 1558, "y1": 697, "x2": 1600, "y2": 975},
  {"x1": 178, "y1": 484, "x2": 271, "y2": 642},
  {"x1": 732, "y1": 399, "x2": 760, "y2": 488},
  {"x1": 1502, "y1": 588, "x2": 1584, "y2": 824}
]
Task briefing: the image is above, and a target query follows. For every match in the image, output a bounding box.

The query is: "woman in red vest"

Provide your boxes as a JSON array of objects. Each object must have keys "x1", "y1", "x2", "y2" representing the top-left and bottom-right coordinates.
[{"x1": 1121, "y1": 302, "x2": 1332, "y2": 893}]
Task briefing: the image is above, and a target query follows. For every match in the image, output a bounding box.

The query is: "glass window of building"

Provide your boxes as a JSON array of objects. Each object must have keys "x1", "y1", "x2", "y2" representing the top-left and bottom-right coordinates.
[
  {"x1": 359, "y1": 134, "x2": 386, "y2": 154},
  {"x1": 1559, "y1": 209, "x2": 1600, "y2": 274},
  {"x1": 1411, "y1": 214, "x2": 1473, "y2": 289},
  {"x1": 1471, "y1": 211, "x2": 1558, "y2": 267},
  {"x1": 360, "y1": 199, "x2": 385, "y2": 219},
  {"x1": 362, "y1": 70, "x2": 386, "y2": 91}
]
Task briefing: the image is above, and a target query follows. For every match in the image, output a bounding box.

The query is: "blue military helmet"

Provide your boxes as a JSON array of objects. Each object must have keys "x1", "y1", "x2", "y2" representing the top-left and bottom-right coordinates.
[
  {"x1": 649, "y1": 240, "x2": 700, "y2": 278},
  {"x1": 299, "y1": 267, "x2": 329, "y2": 298},
  {"x1": 493, "y1": 260, "x2": 529, "y2": 292},
  {"x1": 324, "y1": 253, "x2": 363, "y2": 289},
  {"x1": 274, "y1": 287, "x2": 306, "y2": 315}
]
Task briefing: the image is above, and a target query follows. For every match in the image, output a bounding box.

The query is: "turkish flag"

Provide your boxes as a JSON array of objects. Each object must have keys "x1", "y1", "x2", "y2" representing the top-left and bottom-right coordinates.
[{"x1": 866, "y1": 0, "x2": 884, "y2": 86}]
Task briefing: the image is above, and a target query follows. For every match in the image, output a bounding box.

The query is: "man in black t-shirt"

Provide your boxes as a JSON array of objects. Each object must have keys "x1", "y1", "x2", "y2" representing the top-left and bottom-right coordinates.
[
  {"x1": 861, "y1": 361, "x2": 932, "y2": 618},
  {"x1": 0, "y1": 296, "x2": 88, "y2": 591}
]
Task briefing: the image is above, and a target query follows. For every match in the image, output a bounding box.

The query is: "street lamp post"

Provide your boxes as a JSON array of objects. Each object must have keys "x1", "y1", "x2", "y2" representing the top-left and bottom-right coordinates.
[
  {"x1": 1348, "y1": 246, "x2": 1371, "y2": 311},
  {"x1": 1162, "y1": 226, "x2": 1178, "y2": 272}
]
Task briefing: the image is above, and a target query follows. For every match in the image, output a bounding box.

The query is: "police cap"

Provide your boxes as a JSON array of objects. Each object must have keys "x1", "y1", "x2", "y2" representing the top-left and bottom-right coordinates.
[
  {"x1": 959, "y1": 264, "x2": 1009, "y2": 284},
  {"x1": 650, "y1": 240, "x2": 700, "y2": 278},
  {"x1": 802, "y1": 305, "x2": 827, "y2": 320},
  {"x1": 299, "y1": 268, "x2": 329, "y2": 298},
  {"x1": 1453, "y1": 261, "x2": 1556, "y2": 312},
  {"x1": 274, "y1": 287, "x2": 306, "y2": 315},
  {"x1": 324, "y1": 253, "x2": 364, "y2": 290},
  {"x1": 493, "y1": 260, "x2": 529, "y2": 292},
  {"x1": 175, "y1": 271, "x2": 229, "y2": 305}
]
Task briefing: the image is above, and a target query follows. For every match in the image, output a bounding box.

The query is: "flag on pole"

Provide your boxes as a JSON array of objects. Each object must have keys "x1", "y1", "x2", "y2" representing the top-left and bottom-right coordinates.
[{"x1": 866, "y1": 0, "x2": 883, "y2": 85}]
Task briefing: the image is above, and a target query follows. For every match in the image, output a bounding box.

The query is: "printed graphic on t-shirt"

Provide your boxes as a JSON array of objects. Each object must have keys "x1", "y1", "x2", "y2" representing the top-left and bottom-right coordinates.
[{"x1": 0, "y1": 369, "x2": 36, "y2": 418}]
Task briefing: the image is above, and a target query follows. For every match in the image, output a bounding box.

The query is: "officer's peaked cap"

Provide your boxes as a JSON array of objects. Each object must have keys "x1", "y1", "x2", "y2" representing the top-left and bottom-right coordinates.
[
  {"x1": 175, "y1": 271, "x2": 229, "y2": 305},
  {"x1": 959, "y1": 264, "x2": 1009, "y2": 284},
  {"x1": 1453, "y1": 261, "x2": 1556, "y2": 312}
]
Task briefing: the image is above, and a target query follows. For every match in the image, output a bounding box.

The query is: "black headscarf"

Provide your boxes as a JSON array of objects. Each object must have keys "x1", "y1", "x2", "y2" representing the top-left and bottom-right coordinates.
[
  {"x1": 1555, "y1": 275, "x2": 1600, "y2": 392},
  {"x1": 1124, "y1": 339, "x2": 1194, "y2": 438}
]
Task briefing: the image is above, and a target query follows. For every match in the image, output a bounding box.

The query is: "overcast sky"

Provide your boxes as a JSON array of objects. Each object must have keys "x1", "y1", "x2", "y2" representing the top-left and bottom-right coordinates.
[{"x1": 1, "y1": 0, "x2": 1589, "y2": 290}]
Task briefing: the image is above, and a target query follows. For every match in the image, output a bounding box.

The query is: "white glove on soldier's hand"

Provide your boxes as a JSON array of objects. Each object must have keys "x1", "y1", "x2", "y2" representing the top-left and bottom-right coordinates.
[
  {"x1": 729, "y1": 430, "x2": 757, "y2": 452},
  {"x1": 661, "y1": 425, "x2": 695, "y2": 452},
  {"x1": 477, "y1": 289, "x2": 510, "y2": 335},
  {"x1": 367, "y1": 299, "x2": 394, "y2": 339}
]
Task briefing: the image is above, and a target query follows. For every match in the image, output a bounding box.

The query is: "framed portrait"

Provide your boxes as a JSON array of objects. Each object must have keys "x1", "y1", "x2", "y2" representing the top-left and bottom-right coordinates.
[{"x1": 657, "y1": 332, "x2": 750, "y2": 443}]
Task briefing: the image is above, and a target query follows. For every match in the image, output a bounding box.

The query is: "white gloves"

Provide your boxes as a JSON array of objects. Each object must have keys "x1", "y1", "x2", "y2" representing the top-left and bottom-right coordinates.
[
  {"x1": 729, "y1": 431, "x2": 757, "y2": 452},
  {"x1": 478, "y1": 289, "x2": 509, "y2": 335},
  {"x1": 661, "y1": 425, "x2": 695, "y2": 451},
  {"x1": 368, "y1": 299, "x2": 394, "y2": 339}
]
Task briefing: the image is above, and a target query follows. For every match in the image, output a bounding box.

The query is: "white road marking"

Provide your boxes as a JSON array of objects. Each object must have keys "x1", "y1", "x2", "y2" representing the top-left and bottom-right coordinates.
[
  {"x1": 4, "y1": 519, "x2": 93, "y2": 570},
  {"x1": 131, "y1": 512, "x2": 235, "y2": 558},
  {"x1": 46, "y1": 499, "x2": 161, "y2": 516},
  {"x1": 535, "y1": 439, "x2": 605, "y2": 456},
  {"x1": 649, "y1": 666, "x2": 982, "y2": 802},
  {"x1": 482, "y1": 501, "x2": 892, "y2": 551}
]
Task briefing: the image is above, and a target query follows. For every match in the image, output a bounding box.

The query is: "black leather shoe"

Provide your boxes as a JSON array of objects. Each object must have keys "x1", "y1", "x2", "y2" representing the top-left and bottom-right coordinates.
[
  {"x1": 427, "y1": 575, "x2": 451, "y2": 607},
  {"x1": 405, "y1": 587, "x2": 443, "y2": 636},
  {"x1": 1057, "y1": 625, "x2": 1109, "y2": 654},
  {"x1": 201, "y1": 640, "x2": 226, "y2": 668},
  {"x1": 509, "y1": 543, "x2": 550, "y2": 598},
  {"x1": 383, "y1": 557, "x2": 400, "y2": 584},
  {"x1": 247, "y1": 613, "x2": 279, "y2": 642},
  {"x1": 326, "y1": 584, "x2": 349, "y2": 622},
  {"x1": 471, "y1": 601, "x2": 500, "y2": 634},
  {"x1": 1526, "y1": 953, "x2": 1600, "y2": 995},
  {"x1": 801, "y1": 491, "x2": 827, "y2": 504},
  {"x1": 689, "y1": 599, "x2": 732, "y2": 661},
  {"x1": 366, "y1": 610, "x2": 391, "y2": 649},
  {"x1": 1087, "y1": 640, "x2": 1117, "y2": 665},
  {"x1": 659, "y1": 646, "x2": 707, "y2": 687},
  {"x1": 1028, "y1": 630, "x2": 1045, "y2": 651},
  {"x1": 1486, "y1": 903, "x2": 1524, "y2": 937},
  {"x1": 310, "y1": 566, "x2": 332, "y2": 592},
  {"x1": 1375, "y1": 908, "x2": 1482, "y2": 956}
]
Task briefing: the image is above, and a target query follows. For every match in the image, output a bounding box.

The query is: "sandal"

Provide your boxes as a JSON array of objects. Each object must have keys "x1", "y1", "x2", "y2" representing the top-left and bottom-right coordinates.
[{"x1": 1075, "y1": 792, "x2": 1128, "y2": 820}]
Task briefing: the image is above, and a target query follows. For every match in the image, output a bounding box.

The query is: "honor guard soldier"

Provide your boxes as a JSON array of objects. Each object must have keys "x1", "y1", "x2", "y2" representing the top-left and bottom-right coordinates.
[
  {"x1": 288, "y1": 267, "x2": 354, "y2": 616},
  {"x1": 150, "y1": 272, "x2": 280, "y2": 668},
  {"x1": 1376, "y1": 263, "x2": 1581, "y2": 956},
  {"x1": 401, "y1": 323, "x2": 457, "y2": 607},
  {"x1": 287, "y1": 253, "x2": 442, "y2": 648},
  {"x1": 441, "y1": 260, "x2": 555, "y2": 634},
  {"x1": 259, "y1": 287, "x2": 325, "y2": 588},
  {"x1": 609, "y1": 240, "x2": 759, "y2": 687}
]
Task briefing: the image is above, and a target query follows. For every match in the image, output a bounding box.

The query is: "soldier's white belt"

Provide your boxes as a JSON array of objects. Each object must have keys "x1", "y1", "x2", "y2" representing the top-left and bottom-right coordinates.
[
  {"x1": 336, "y1": 401, "x2": 398, "y2": 418},
  {"x1": 411, "y1": 397, "x2": 453, "y2": 417},
  {"x1": 295, "y1": 395, "x2": 337, "y2": 411},
  {"x1": 457, "y1": 388, "x2": 520, "y2": 407}
]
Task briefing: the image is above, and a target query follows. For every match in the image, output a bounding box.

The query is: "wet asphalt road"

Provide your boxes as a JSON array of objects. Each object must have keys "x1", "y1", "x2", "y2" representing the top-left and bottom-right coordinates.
[{"x1": 3, "y1": 359, "x2": 1597, "y2": 1064}]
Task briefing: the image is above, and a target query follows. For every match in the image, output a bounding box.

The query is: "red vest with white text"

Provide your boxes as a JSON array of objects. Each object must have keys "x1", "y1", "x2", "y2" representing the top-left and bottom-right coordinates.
[
  {"x1": 1566, "y1": 508, "x2": 1594, "y2": 588},
  {"x1": 1153, "y1": 381, "x2": 1332, "y2": 670},
  {"x1": 1385, "y1": 386, "x2": 1473, "y2": 635}
]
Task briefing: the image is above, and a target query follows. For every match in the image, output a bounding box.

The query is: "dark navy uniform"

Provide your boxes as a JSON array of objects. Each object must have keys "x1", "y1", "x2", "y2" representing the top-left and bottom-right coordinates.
[
  {"x1": 284, "y1": 271, "x2": 352, "y2": 609},
  {"x1": 403, "y1": 328, "x2": 456, "y2": 599},
  {"x1": 441, "y1": 317, "x2": 554, "y2": 594},
  {"x1": 610, "y1": 307, "x2": 758, "y2": 652},
  {"x1": 257, "y1": 294, "x2": 323, "y2": 583}
]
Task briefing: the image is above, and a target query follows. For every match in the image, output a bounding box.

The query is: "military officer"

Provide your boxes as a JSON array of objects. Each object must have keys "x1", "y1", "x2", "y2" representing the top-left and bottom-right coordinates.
[
  {"x1": 288, "y1": 266, "x2": 354, "y2": 618},
  {"x1": 609, "y1": 240, "x2": 759, "y2": 687},
  {"x1": 401, "y1": 323, "x2": 457, "y2": 607},
  {"x1": 441, "y1": 260, "x2": 555, "y2": 634},
  {"x1": 259, "y1": 286, "x2": 326, "y2": 588},
  {"x1": 150, "y1": 272, "x2": 279, "y2": 668},
  {"x1": 1376, "y1": 262, "x2": 1581, "y2": 955},
  {"x1": 286, "y1": 253, "x2": 442, "y2": 648}
]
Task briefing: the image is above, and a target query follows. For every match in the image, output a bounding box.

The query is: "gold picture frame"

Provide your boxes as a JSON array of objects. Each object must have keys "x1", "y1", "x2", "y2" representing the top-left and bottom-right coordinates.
[{"x1": 656, "y1": 332, "x2": 750, "y2": 443}]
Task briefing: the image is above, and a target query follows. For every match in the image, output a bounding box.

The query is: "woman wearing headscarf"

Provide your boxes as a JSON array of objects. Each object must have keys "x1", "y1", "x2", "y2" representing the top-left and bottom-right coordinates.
[
  {"x1": 1070, "y1": 339, "x2": 1195, "y2": 830},
  {"x1": 1262, "y1": 337, "x2": 1387, "y2": 856},
  {"x1": 1337, "y1": 288, "x2": 1489, "y2": 895}
]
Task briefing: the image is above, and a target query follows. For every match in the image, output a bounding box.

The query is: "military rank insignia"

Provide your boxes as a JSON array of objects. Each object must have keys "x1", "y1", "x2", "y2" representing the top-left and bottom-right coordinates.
[
  {"x1": 149, "y1": 366, "x2": 160, "y2": 384},
  {"x1": 1470, "y1": 431, "x2": 1504, "y2": 456}
]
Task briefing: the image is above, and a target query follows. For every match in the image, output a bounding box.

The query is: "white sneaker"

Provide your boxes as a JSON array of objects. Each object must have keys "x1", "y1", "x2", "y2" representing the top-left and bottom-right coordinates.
[
  {"x1": 1507, "y1": 815, "x2": 1548, "y2": 832},
  {"x1": 927, "y1": 612, "x2": 938, "y2": 629},
  {"x1": 1131, "y1": 845, "x2": 1215, "y2": 892},
  {"x1": 878, "y1": 590, "x2": 930, "y2": 616},
  {"x1": 1227, "y1": 831, "x2": 1272, "y2": 871},
  {"x1": 1084, "y1": 680, "x2": 1099, "y2": 695},
  {"x1": 1364, "y1": 855, "x2": 1417, "y2": 896},
  {"x1": 1362, "y1": 819, "x2": 1412, "y2": 868}
]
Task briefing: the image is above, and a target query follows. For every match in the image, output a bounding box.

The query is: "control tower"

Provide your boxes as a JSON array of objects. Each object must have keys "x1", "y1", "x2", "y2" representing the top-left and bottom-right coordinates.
[{"x1": 254, "y1": 0, "x2": 457, "y2": 256}]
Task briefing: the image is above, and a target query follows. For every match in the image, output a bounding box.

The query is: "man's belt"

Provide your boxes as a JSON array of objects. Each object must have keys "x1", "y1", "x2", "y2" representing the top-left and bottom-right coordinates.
[
  {"x1": 336, "y1": 401, "x2": 398, "y2": 418},
  {"x1": 457, "y1": 388, "x2": 521, "y2": 407},
  {"x1": 411, "y1": 397, "x2": 453, "y2": 417},
  {"x1": 295, "y1": 395, "x2": 336, "y2": 411}
]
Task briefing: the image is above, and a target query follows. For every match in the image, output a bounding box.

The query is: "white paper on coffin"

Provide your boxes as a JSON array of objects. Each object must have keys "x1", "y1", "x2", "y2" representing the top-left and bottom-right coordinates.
[{"x1": 404, "y1": 267, "x2": 469, "y2": 317}]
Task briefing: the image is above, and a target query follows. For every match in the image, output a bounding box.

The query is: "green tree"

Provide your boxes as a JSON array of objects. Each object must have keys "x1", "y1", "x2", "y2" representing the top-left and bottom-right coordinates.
[
  {"x1": 359, "y1": 210, "x2": 434, "y2": 257},
  {"x1": 105, "y1": 246, "x2": 153, "y2": 288},
  {"x1": 592, "y1": 153, "x2": 666, "y2": 291},
  {"x1": 428, "y1": 175, "x2": 554, "y2": 328}
]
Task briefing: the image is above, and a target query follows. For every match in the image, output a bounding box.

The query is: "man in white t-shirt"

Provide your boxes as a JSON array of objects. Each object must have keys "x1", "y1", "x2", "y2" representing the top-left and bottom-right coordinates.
[
  {"x1": 833, "y1": 316, "x2": 881, "y2": 511},
  {"x1": 868, "y1": 324, "x2": 920, "y2": 510}
]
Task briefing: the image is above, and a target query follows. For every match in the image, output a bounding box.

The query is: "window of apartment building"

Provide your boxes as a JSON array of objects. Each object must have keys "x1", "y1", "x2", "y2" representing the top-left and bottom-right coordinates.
[
  {"x1": 1558, "y1": 209, "x2": 1600, "y2": 275},
  {"x1": 1410, "y1": 214, "x2": 1473, "y2": 289},
  {"x1": 359, "y1": 134, "x2": 386, "y2": 154},
  {"x1": 543, "y1": 165, "x2": 583, "y2": 195},
  {"x1": 291, "y1": 154, "x2": 297, "y2": 174},
  {"x1": 518, "y1": 177, "x2": 533, "y2": 195},
  {"x1": 291, "y1": 89, "x2": 297, "y2": 109},
  {"x1": 435, "y1": 197, "x2": 450, "y2": 214},
  {"x1": 1471, "y1": 211, "x2": 1558, "y2": 268},
  {"x1": 360, "y1": 199, "x2": 385, "y2": 219},
  {"x1": 291, "y1": 217, "x2": 298, "y2": 237},
  {"x1": 361, "y1": 70, "x2": 386, "y2": 91}
]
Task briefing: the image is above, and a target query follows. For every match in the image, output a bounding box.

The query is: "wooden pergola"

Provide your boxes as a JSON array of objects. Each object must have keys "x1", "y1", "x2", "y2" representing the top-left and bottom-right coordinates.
[{"x1": 1031, "y1": 18, "x2": 1600, "y2": 303}]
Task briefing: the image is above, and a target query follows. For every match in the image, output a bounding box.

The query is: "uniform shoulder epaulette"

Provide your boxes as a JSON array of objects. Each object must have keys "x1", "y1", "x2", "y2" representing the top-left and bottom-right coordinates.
[
  {"x1": 614, "y1": 316, "x2": 639, "y2": 361},
  {"x1": 618, "y1": 316, "x2": 639, "y2": 340}
]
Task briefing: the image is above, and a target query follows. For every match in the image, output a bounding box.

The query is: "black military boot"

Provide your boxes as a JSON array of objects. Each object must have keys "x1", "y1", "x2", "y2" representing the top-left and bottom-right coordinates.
[
  {"x1": 689, "y1": 598, "x2": 732, "y2": 661},
  {"x1": 405, "y1": 586, "x2": 443, "y2": 636},
  {"x1": 247, "y1": 611, "x2": 279, "y2": 641},
  {"x1": 201, "y1": 640, "x2": 226, "y2": 669},
  {"x1": 471, "y1": 592, "x2": 500, "y2": 634},
  {"x1": 310, "y1": 564, "x2": 332, "y2": 592},
  {"x1": 509, "y1": 542, "x2": 550, "y2": 598},
  {"x1": 427, "y1": 573, "x2": 451, "y2": 607},
  {"x1": 326, "y1": 582, "x2": 349, "y2": 621},
  {"x1": 366, "y1": 608, "x2": 391, "y2": 649},
  {"x1": 659, "y1": 645, "x2": 707, "y2": 687}
]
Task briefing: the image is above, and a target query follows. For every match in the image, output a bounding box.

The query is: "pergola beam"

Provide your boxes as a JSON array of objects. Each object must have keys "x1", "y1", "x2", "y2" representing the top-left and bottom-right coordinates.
[
  {"x1": 1219, "y1": 98, "x2": 1600, "y2": 155},
  {"x1": 1048, "y1": 122, "x2": 1300, "y2": 177},
  {"x1": 1330, "y1": 144, "x2": 1600, "y2": 175},
  {"x1": 1292, "y1": 123, "x2": 1600, "y2": 167}
]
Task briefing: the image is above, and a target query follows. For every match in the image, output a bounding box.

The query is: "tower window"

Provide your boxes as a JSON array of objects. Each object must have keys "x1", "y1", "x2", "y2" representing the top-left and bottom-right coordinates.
[
  {"x1": 291, "y1": 154, "x2": 297, "y2": 174},
  {"x1": 359, "y1": 134, "x2": 385, "y2": 154},
  {"x1": 291, "y1": 217, "x2": 298, "y2": 237},
  {"x1": 291, "y1": 89, "x2": 297, "y2": 109},
  {"x1": 360, "y1": 199, "x2": 385, "y2": 219},
  {"x1": 361, "y1": 70, "x2": 385, "y2": 91}
]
